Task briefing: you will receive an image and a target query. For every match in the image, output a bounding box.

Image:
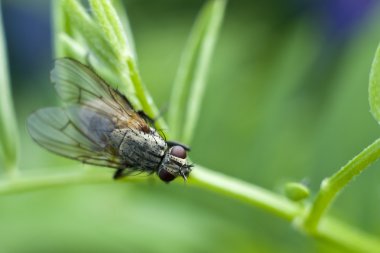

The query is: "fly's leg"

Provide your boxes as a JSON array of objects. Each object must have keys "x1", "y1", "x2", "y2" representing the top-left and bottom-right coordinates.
[
  {"x1": 137, "y1": 111, "x2": 155, "y2": 125},
  {"x1": 138, "y1": 104, "x2": 168, "y2": 126},
  {"x1": 113, "y1": 168, "x2": 129, "y2": 180}
]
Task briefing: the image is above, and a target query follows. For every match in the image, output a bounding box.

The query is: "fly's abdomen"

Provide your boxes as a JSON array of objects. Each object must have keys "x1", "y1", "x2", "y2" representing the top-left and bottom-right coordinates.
[{"x1": 109, "y1": 128, "x2": 167, "y2": 171}]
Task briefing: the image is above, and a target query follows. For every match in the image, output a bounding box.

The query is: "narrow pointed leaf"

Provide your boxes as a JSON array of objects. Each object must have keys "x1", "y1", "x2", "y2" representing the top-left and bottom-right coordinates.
[
  {"x1": 168, "y1": 0, "x2": 226, "y2": 143},
  {"x1": 0, "y1": 3, "x2": 19, "y2": 175}
]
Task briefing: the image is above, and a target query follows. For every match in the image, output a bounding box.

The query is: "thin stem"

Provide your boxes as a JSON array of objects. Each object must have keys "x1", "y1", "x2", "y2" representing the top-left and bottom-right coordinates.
[
  {"x1": 189, "y1": 165, "x2": 302, "y2": 220},
  {"x1": 189, "y1": 165, "x2": 380, "y2": 252},
  {"x1": 1, "y1": 164, "x2": 379, "y2": 251},
  {"x1": 0, "y1": 167, "x2": 145, "y2": 195},
  {"x1": 127, "y1": 59, "x2": 169, "y2": 134},
  {"x1": 303, "y1": 138, "x2": 380, "y2": 231},
  {"x1": 316, "y1": 217, "x2": 380, "y2": 252},
  {"x1": 0, "y1": 2, "x2": 19, "y2": 176}
]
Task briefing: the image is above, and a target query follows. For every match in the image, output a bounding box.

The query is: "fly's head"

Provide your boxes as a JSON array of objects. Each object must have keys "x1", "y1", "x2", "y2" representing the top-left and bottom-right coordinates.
[{"x1": 157, "y1": 145, "x2": 192, "y2": 182}]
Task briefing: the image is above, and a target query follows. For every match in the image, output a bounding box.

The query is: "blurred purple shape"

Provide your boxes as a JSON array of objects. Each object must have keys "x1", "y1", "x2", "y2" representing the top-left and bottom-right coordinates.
[
  {"x1": 317, "y1": 0, "x2": 377, "y2": 40},
  {"x1": 2, "y1": 2, "x2": 52, "y2": 80}
]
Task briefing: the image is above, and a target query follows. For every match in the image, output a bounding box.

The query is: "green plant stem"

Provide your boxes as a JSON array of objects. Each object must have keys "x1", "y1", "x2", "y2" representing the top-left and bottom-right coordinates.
[
  {"x1": 0, "y1": 167, "x2": 144, "y2": 195},
  {"x1": 190, "y1": 166, "x2": 380, "y2": 252},
  {"x1": 316, "y1": 217, "x2": 380, "y2": 253},
  {"x1": 189, "y1": 165, "x2": 302, "y2": 220},
  {"x1": 127, "y1": 59, "x2": 168, "y2": 133},
  {"x1": 0, "y1": 164, "x2": 379, "y2": 251},
  {"x1": 303, "y1": 138, "x2": 380, "y2": 231},
  {"x1": 0, "y1": 2, "x2": 19, "y2": 176}
]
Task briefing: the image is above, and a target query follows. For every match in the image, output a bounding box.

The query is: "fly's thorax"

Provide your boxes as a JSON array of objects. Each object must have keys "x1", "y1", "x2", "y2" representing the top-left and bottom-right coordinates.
[
  {"x1": 109, "y1": 127, "x2": 166, "y2": 171},
  {"x1": 157, "y1": 146, "x2": 192, "y2": 182}
]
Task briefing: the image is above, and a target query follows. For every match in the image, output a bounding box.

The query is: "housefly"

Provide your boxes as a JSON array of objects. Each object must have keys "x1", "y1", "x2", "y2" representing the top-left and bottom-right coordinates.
[{"x1": 27, "y1": 58, "x2": 192, "y2": 182}]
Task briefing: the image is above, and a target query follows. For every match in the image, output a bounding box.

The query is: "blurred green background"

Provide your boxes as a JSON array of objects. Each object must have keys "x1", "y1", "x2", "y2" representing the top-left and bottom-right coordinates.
[{"x1": 1, "y1": 0, "x2": 380, "y2": 252}]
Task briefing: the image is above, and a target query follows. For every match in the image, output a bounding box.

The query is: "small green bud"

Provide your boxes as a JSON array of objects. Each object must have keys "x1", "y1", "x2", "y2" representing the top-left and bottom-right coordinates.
[{"x1": 284, "y1": 182, "x2": 310, "y2": 201}]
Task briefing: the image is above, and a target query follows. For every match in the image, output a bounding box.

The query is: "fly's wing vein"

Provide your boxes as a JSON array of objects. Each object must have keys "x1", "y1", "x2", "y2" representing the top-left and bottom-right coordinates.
[
  {"x1": 51, "y1": 57, "x2": 149, "y2": 132},
  {"x1": 27, "y1": 58, "x2": 153, "y2": 169},
  {"x1": 27, "y1": 107, "x2": 126, "y2": 169}
]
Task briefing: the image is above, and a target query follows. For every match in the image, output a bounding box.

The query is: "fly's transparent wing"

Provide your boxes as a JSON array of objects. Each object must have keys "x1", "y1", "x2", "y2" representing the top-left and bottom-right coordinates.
[
  {"x1": 52, "y1": 57, "x2": 150, "y2": 133},
  {"x1": 27, "y1": 106, "x2": 126, "y2": 168},
  {"x1": 27, "y1": 57, "x2": 153, "y2": 169}
]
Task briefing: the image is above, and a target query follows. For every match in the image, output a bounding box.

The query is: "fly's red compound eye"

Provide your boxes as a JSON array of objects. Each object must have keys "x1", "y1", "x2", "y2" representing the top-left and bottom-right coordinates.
[
  {"x1": 170, "y1": 146, "x2": 187, "y2": 159},
  {"x1": 158, "y1": 168, "x2": 176, "y2": 182}
]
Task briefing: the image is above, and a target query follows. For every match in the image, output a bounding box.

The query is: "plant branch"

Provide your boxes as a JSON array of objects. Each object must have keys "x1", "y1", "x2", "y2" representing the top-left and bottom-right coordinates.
[
  {"x1": 127, "y1": 59, "x2": 169, "y2": 132},
  {"x1": 190, "y1": 165, "x2": 380, "y2": 252},
  {"x1": 0, "y1": 167, "x2": 144, "y2": 195},
  {"x1": 303, "y1": 138, "x2": 380, "y2": 231},
  {"x1": 316, "y1": 217, "x2": 380, "y2": 252},
  {"x1": 189, "y1": 165, "x2": 302, "y2": 220},
  {"x1": 0, "y1": 164, "x2": 379, "y2": 251}
]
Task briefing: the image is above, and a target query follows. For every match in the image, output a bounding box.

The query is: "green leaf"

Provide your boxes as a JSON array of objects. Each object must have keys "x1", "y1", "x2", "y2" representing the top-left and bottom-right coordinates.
[
  {"x1": 111, "y1": 0, "x2": 137, "y2": 61},
  {"x1": 369, "y1": 42, "x2": 380, "y2": 123},
  {"x1": 0, "y1": 3, "x2": 19, "y2": 176},
  {"x1": 56, "y1": 0, "x2": 166, "y2": 131},
  {"x1": 88, "y1": 0, "x2": 166, "y2": 131},
  {"x1": 62, "y1": 0, "x2": 116, "y2": 68},
  {"x1": 168, "y1": 0, "x2": 226, "y2": 143},
  {"x1": 89, "y1": 0, "x2": 131, "y2": 62}
]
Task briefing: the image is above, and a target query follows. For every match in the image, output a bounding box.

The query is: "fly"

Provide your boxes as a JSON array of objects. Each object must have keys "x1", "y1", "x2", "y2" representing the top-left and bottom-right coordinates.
[{"x1": 27, "y1": 58, "x2": 192, "y2": 182}]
